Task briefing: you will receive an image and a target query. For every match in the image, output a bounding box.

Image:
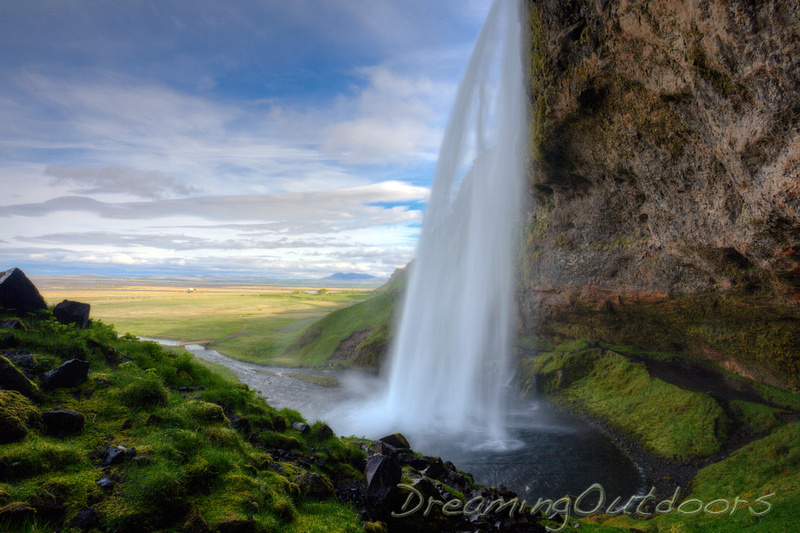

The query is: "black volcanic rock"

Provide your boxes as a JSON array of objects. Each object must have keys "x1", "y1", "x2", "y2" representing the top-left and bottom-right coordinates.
[
  {"x1": 42, "y1": 409, "x2": 85, "y2": 438},
  {"x1": 40, "y1": 359, "x2": 90, "y2": 389},
  {"x1": 53, "y1": 299, "x2": 91, "y2": 328},
  {"x1": 0, "y1": 355, "x2": 42, "y2": 401},
  {"x1": 0, "y1": 268, "x2": 48, "y2": 315}
]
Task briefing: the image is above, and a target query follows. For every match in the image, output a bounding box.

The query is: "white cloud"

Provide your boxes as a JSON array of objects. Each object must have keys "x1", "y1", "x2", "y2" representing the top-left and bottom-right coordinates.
[
  {"x1": 321, "y1": 67, "x2": 452, "y2": 165},
  {"x1": 46, "y1": 165, "x2": 201, "y2": 199}
]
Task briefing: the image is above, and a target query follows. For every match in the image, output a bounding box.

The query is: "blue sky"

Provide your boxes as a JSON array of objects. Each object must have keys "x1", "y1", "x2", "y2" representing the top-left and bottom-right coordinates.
[{"x1": 0, "y1": 0, "x2": 492, "y2": 279}]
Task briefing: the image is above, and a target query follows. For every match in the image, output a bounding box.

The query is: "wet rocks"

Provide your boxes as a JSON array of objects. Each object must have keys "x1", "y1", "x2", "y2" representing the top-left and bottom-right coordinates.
[
  {"x1": 365, "y1": 453, "x2": 402, "y2": 511},
  {"x1": 40, "y1": 359, "x2": 90, "y2": 390}
]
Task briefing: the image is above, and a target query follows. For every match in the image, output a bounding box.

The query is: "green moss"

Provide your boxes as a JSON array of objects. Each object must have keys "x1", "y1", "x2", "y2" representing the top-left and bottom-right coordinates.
[
  {"x1": 0, "y1": 311, "x2": 368, "y2": 532},
  {"x1": 0, "y1": 390, "x2": 41, "y2": 444},
  {"x1": 524, "y1": 348, "x2": 728, "y2": 459},
  {"x1": 729, "y1": 400, "x2": 784, "y2": 437},
  {"x1": 0, "y1": 438, "x2": 89, "y2": 482},
  {"x1": 535, "y1": 295, "x2": 800, "y2": 391}
]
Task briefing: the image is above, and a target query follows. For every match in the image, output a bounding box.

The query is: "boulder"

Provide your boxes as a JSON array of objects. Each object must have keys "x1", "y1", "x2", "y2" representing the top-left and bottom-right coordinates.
[
  {"x1": 0, "y1": 268, "x2": 47, "y2": 315},
  {"x1": 314, "y1": 423, "x2": 334, "y2": 441},
  {"x1": 0, "y1": 502, "x2": 37, "y2": 527},
  {"x1": 101, "y1": 445, "x2": 133, "y2": 466},
  {"x1": 68, "y1": 507, "x2": 99, "y2": 530},
  {"x1": 291, "y1": 421, "x2": 310, "y2": 434},
  {"x1": 0, "y1": 390, "x2": 41, "y2": 444},
  {"x1": 53, "y1": 300, "x2": 91, "y2": 328},
  {"x1": 40, "y1": 359, "x2": 90, "y2": 390},
  {"x1": 0, "y1": 356, "x2": 42, "y2": 401},
  {"x1": 365, "y1": 453, "x2": 402, "y2": 510},
  {"x1": 295, "y1": 472, "x2": 336, "y2": 500},
  {"x1": 42, "y1": 409, "x2": 85, "y2": 438},
  {"x1": 378, "y1": 432, "x2": 410, "y2": 450}
]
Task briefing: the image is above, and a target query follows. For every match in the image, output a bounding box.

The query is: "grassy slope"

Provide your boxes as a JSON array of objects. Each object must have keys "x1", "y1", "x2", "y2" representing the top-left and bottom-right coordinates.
[
  {"x1": 518, "y1": 338, "x2": 800, "y2": 532},
  {"x1": 0, "y1": 311, "x2": 368, "y2": 533},
  {"x1": 227, "y1": 265, "x2": 409, "y2": 369}
]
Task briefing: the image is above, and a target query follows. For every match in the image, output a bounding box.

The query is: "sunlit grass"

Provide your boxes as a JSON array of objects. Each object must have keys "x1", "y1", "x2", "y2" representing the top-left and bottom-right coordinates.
[{"x1": 40, "y1": 283, "x2": 373, "y2": 342}]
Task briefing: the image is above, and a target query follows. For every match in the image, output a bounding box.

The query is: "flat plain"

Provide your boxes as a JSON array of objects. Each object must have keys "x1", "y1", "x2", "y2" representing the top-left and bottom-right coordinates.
[{"x1": 34, "y1": 277, "x2": 375, "y2": 352}]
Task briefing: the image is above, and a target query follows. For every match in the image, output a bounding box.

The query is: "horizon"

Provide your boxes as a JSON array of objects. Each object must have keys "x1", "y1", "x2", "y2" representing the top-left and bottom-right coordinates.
[{"x1": 0, "y1": 1, "x2": 493, "y2": 279}]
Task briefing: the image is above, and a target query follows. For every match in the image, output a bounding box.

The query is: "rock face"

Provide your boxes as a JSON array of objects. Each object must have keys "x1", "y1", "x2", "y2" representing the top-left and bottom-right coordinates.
[
  {"x1": 520, "y1": 0, "x2": 800, "y2": 388},
  {"x1": 0, "y1": 268, "x2": 48, "y2": 315}
]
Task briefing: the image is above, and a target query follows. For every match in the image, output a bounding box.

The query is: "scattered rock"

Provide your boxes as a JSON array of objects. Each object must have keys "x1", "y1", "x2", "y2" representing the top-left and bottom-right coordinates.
[
  {"x1": 183, "y1": 504, "x2": 211, "y2": 533},
  {"x1": 0, "y1": 319, "x2": 27, "y2": 330},
  {"x1": 0, "y1": 501, "x2": 37, "y2": 526},
  {"x1": 0, "y1": 355, "x2": 42, "y2": 401},
  {"x1": 291, "y1": 421, "x2": 310, "y2": 434},
  {"x1": 96, "y1": 477, "x2": 114, "y2": 490},
  {"x1": 378, "y1": 432, "x2": 410, "y2": 450},
  {"x1": 295, "y1": 472, "x2": 336, "y2": 500},
  {"x1": 40, "y1": 359, "x2": 90, "y2": 390},
  {"x1": 53, "y1": 299, "x2": 91, "y2": 328},
  {"x1": 0, "y1": 390, "x2": 41, "y2": 444},
  {"x1": 0, "y1": 268, "x2": 48, "y2": 315},
  {"x1": 68, "y1": 507, "x2": 99, "y2": 530},
  {"x1": 101, "y1": 445, "x2": 130, "y2": 466},
  {"x1": 4, "y1": 350, "x2": 36, "y2": 370},
  {"x1": 314, "y1": 423, "x2": 334, "y2": 441},
  {"x1": 42, "y1": 409, "x2": 85, "y2": 438},
  {"x1": 229, "y1": 413, "x2": 250, "y2": 433},
  {"x1": 365, "y1": 454, "x2": 402, "y2": 510}
]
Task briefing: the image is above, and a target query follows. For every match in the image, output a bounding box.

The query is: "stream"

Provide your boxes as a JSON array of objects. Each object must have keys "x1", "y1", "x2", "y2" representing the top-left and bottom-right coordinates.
[{"x1": 145, "y1": 338, "x2": 645, "y2": 501}]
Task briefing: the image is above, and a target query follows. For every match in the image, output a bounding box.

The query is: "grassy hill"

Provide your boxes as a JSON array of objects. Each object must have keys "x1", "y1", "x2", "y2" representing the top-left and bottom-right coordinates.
[
  {"x1": 277, "y1": 265, "x2": 409, "y2": 369},
  {"x1": 0, "y1": 310, "x2": 371, "y2": 532}
]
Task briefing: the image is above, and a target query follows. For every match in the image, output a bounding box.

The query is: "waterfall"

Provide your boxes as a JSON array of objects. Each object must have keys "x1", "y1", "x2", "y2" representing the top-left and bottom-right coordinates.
[{"x1": 382, "y1": 0, "x2": 527, "y2": 444}]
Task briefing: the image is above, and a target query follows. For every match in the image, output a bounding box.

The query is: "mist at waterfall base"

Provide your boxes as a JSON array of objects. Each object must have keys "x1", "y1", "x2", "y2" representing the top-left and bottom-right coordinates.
[{"x1": 314, "y1": 0, "x2": 643, "y2": 500}]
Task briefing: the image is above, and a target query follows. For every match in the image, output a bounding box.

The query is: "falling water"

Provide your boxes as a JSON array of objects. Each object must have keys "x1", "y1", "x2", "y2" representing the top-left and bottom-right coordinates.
[{"x1": 382, "y1": 0, "x2": 527, "y2": 445}]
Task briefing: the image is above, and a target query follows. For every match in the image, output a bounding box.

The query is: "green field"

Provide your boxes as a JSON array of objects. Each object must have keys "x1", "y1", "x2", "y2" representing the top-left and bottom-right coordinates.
[{"x1": 36, "y1": 279, "x2": 375, "y2": 365}]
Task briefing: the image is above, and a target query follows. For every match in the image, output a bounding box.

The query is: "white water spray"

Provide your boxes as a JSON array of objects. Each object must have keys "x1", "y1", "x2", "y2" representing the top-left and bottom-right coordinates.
[{"x1": 382, "y1": 0, "x2": 527, "y2": 444}]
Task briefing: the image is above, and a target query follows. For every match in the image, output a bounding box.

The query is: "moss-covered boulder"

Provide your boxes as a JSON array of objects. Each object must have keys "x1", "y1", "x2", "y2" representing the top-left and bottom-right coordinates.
[
  {"x1": 0, "y1": 390, "x2": 41, "y2": 444},
  {"x1": 0, "y1": 356, "x2": 42, "y2": 401}
]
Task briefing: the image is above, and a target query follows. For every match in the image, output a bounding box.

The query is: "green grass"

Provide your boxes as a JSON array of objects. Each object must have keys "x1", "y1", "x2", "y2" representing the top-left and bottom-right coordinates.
[
  {"x1": 42, "y1": 286, "x2": 373, "y2": 342},
  {"x1": 526, "y1": 347, "x2": 728, "y2": 458},
  {"x1": 0, "y1": 311, "x2": 369, "y2": 533},
  {"x1": 285, "y1": 293, "x2": 395, "y2": 367}
]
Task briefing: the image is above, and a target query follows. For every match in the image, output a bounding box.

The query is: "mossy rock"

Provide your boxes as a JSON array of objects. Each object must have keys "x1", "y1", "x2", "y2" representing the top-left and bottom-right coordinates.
[
  {"x1": 0, "y1": 502, "x2": 37, "y2": 528},
  {"x1": 0, "y1": 390, "x2": 41, "y2": 444},
  {"x1": 184, "y1": 399, "x2": 229, "y2": 425},
  {"x1": 0, "y1": 356, "x2": 42, "y2": 401}
]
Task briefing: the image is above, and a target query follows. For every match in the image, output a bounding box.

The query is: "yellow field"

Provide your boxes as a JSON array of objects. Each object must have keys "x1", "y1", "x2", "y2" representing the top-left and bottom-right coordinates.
[{"x1": 34, "y1": 277, "x2": 374, "y2": 343}]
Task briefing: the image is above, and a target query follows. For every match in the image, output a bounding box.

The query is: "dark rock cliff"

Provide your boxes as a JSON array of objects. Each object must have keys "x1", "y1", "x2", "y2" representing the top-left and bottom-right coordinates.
[{"x1": 518, "y1": 0, "x2": 800, "y2": 389}]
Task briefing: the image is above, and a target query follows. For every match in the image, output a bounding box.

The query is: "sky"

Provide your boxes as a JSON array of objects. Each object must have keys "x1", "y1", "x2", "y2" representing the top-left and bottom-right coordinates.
[{"x1": 0, "y1": 0, "x2": 493, "y2": 279}]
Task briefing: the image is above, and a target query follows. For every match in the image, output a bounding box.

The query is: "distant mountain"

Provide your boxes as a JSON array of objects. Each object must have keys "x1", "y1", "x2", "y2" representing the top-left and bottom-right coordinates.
[{"x1": 321, "y1": 272, "x2": 377, "y2": 281}]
